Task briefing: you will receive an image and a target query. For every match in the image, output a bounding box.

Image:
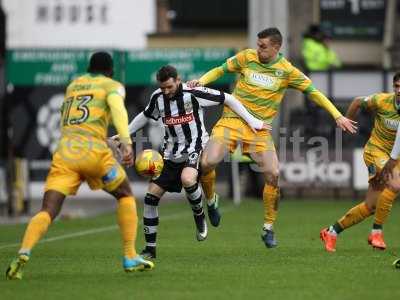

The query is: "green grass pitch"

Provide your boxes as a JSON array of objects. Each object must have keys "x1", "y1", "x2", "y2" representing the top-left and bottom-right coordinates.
[{"x1": 1, "y1": 199, "x2": 400, "y2": 300}]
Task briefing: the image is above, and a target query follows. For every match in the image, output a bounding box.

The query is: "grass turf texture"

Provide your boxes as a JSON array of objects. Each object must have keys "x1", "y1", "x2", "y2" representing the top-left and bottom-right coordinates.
[{"x1": 1, "y1": 199, "x2": 400, "y2": 300}]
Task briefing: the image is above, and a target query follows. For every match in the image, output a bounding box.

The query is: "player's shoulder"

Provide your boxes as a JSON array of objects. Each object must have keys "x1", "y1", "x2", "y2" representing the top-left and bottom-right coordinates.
[
  {"x1": 102, "y1": 77, "x2": 126, "y2": 97},
  {"x1": 102, "y1": 76, "x2": 123, "y2": 89},
  {"x1": 182, "y1": 84, "x2": 221, "y2": 96},
  {"x1": 239, "y1": 48, "x2": 257, "y2": 61},
  {"x1": 243, "y1": 48, "x2": 257, "y2": 56},
  {"x1": 66, "y1": 75, "x2": 84, "y2": 93},
  {"x1": 379, "y1": 92, "x2": 394, "y2": 99},
  {"x1": 67, "y1": 74, "x2": 87, "y2": 87},
  {"x1": 375, "y1": 92, "x2": 395, "y2": 104},
  {"x1": 150, "y1": 88, "x2": 163, "y2": 99},
  {"x1": 230, "y1": 48, "x2": 255, "y2": 60},
  {"x1": 276, "y1": 55, "x2": 297, "y2": 72},
  {"x1": 363, "y1": 93, "x2": 393, "y2": 110},
  {"x1": 368, "y1": 92, "x2": 392, "y2": 102}
]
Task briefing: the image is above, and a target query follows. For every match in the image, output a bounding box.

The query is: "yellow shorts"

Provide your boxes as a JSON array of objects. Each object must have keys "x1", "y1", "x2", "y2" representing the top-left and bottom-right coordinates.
[
  {"x1": 45, "y1": 144, "x2": 127, "y2": 196},
  {"x1": 363, "y1": 146, "x2": 390, "y2": 181},
  {"x1": 211, "y1": 117, "x2": 275, "y2": 154}
]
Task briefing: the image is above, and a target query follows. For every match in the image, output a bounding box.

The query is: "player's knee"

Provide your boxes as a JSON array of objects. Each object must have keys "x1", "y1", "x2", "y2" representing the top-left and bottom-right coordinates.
[
  {"x1": 201, "y1": 154, "x2": 217, "y2": 173},
  {"x1": 110, "y1": 179, "x2": 132, "y2": 199},
  {"x1": 42, "y1": 190, "x2": 65, "y2": 220},
  {"x1": 40, "y1": 208, "x2": 58, "y2": 220},
  {"x1": 366, "y1": 202, "x2": 376, "y2": 212},
  {"x1": 387, "y1": 179, "x2": 400, "y2": 192},
  {"x1": 265, "y1": 169, "x2": 279, "y2": 185},
  {"x1": 181, "y1": 173, "x2": 197, "y2": 187}
]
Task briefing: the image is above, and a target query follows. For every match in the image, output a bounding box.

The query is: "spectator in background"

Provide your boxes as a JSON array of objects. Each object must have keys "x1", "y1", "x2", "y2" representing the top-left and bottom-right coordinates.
[
  {"x1": 301, "y1": 24, "x2": 341, "y2": 72},
  {"x1": 301, "y1": 25, "x2": 342, "y2": 139}
]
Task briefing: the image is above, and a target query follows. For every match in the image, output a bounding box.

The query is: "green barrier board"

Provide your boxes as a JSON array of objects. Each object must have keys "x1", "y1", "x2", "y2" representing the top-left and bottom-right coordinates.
[
  {"x1": 124, "y1": 48, "x2": 236, "y2": 85},
  {"x1": 6, "y1": 49, "x2": 122, "y2": 86}
]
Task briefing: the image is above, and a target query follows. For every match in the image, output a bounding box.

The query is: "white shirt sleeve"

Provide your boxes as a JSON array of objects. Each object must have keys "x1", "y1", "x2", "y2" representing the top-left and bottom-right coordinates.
[
  {"x1": 390, "y1": 125, "x2": 400, "y2": 159},
  {"x1": 223, "y1": 93, "x2": 264, "y2": 130},
  {"x1": 185, "y1": 86, "x2": 225, "y2": 107},
  {"x1": 143, "y1": 91, "x2": 161, "y2": 120},
  {"x1": 128, "y1": 112, "x2": 149, "y2": 135}
]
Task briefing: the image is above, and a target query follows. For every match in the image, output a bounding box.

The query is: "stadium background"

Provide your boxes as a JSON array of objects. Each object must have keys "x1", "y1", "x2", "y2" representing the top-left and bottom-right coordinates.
[
  {"x1": 0, "y1": 0, "x2": 397, "y2": 216},
  {"x1": 2, "y1": 1, "x2": 400, "y2": 299}
]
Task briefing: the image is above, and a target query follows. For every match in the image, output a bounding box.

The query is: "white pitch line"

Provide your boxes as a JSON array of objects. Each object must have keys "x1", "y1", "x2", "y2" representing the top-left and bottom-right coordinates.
[{"x1": 0, "y1": 207, "x2": 234, "y2": 251}]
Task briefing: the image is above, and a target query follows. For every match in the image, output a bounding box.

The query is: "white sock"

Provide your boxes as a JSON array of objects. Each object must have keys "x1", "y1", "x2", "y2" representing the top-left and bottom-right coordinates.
[
  {"x1": 18, "y1": 249, "x2": 31, "y2": 256},
  {"x1": 263, "y1": 223, "x2": 273, "y2": 231},
  {"x1": 328, "y1": 226, "x2": 338, "y2": 236},
  {"x1": 371, "y1": 229, "x2": 382, "y2": 234},
  {"x1": 207, "y1": 193, "x2": 216, "y2": 206}
]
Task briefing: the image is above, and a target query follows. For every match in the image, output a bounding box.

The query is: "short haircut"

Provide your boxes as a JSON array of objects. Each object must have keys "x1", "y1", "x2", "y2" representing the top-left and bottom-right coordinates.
[
  {"x1": 87, "y1": 51, "x2": 113, "y2": 74},
  {"x1": 257, "y1": 27, "x2": 282, "y2": 46},
  {"x1": 156, "y1": 65, "x2": 178, "y2": 82},
  {"x1": 393, "y1": 72, "x2": 400, "y2": 83}
]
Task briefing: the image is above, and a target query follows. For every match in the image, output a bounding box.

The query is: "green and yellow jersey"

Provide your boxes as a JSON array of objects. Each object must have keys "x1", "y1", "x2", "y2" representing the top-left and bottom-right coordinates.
[
  {"x1": 210, "y1": 49, "x2": 338, "y2": 123},
  {"x1": 59, "y1": 73, "x2": 129, "y2": 149},
  {"x1": 361, "y1": 93, "x2": 400, "y2": 154}
]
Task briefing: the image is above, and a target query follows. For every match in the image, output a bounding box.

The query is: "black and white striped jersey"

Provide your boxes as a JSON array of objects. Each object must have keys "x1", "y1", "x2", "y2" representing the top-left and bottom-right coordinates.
[{"x1": 143, "y1": 83, "x2": 225, "y2": 160}]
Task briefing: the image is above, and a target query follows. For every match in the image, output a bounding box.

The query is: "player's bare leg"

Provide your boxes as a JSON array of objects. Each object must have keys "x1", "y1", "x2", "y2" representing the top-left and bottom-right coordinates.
[
  {"x1": 107, "y1": 179, "x2": 154, "y2": 272},
  {"x1": 140, "y1": 183, "x2": 165, "y2": 259},
  {"x1": 6, "y1": 190, "x2": 65, "y2": 280},
  {"x1": 250, "y1": 150, "x2": 279, "y2": 248},
  {"x1": 200, "y1": 139, "x2": 228, "y2": 226},
  {"x1": 182, "y1": 167, "x2": 208, "y2": 241}
]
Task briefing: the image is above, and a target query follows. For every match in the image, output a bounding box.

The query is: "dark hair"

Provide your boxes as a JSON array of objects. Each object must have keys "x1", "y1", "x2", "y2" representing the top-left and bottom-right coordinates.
[
  {"x1": 87, "y1": 51, "x2": 113, "y2": 75},
  {"x1": 305, "y1": 24, "x2": 329, "y2": 41},
  {"x1": 393, "y1": 72, "x2": 400, "y2": 82},
  {"x1": 257, "y1": 27, "x2": 282, "y2": 46},
  {"x1": 156, "y1": 65, "x2": 178, "y2": 82}
]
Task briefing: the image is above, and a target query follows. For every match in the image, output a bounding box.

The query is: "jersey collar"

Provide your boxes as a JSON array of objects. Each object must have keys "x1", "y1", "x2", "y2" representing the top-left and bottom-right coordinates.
[{"x1": 168, "y1": 83, "x2": 184, "y2": 100}]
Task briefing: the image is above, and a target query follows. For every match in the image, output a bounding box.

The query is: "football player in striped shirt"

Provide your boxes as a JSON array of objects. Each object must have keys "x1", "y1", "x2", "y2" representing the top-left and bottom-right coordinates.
[
  {"x1": 124, "y1": 65, "x2": 269, "y2": 259},
  {"x1": 321, "y1": 72, "x2": 400, "y2": 252},
  {"x1": 188, "y1": 27, "x2": 357, "y2": 248}
]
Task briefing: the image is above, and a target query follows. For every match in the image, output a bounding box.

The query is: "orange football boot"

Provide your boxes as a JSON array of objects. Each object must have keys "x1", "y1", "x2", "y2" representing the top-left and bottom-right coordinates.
[
  {"x1": 368, "y1": 231, "x2": 386, "y2": 250},
  {"x1": 320, "y1": 228, "x2": 337, "y2": 252}
]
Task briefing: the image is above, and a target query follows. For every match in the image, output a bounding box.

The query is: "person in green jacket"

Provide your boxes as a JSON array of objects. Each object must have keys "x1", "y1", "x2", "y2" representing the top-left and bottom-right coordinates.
[{"x1": 302, "y1": 25, "x2": 341, "y2": 71}]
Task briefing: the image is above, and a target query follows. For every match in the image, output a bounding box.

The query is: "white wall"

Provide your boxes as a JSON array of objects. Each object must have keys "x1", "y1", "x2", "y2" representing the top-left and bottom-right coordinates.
[{"x1": 3, "y1": 0, "x2": 155, "y2": 49}]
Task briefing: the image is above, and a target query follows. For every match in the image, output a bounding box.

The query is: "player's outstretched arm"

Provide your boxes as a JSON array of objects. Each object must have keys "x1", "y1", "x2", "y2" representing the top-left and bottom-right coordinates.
[
  {"x1": 189, "y1": 86, "x2": 270, "y2": 132},
  {"x1": 335, "y1": 116, "x2": 358, "y2": 134},
  {"x1": 128, "y1": 112, "x2": 149, "y2": 135},
  {"x1": 106, "y1": 93, "x2": 133, "y2": 167},
  {"x1": 223, "y1": 93, "x2": 271, "y2": 132},
  {"x1": 110, "y1": 112, "x2": 149, "y2": 141},
  {"x1": 187, "y1": 66, "x2": 225, "y2": 88},
  {"x1": 345, "y1": 97, "x2": 364, "y2": 121},
  {"x1": 307, "y1": 89, "x2": 357, "y2": 133},
  {"x1": 108, "y1": 111, "x2": 145, "y2": 167},
  {"x1": 107, "y1": 93, "x2": 132, "y2": 145}
]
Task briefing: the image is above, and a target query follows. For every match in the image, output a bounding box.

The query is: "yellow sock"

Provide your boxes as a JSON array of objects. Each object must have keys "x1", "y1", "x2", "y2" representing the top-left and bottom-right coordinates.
[
  {"x1": 374, "y1": 188, "x2": 397, "y2": 225},
  {"x1": 20, "y1": 211, "x2": 52, "y2": 253},
  {"x1": 200, "y1": 170, "x2": 216, "y2": 203},
  {"x1": 263, "y1": 185, "x2": 279, "y2": 225},
  {"x1": 338, "y1": 202, "x2": 373, "y2": 229},
  {"x1": 117, "y1": 196, "x2": 138, "y2": 259}
]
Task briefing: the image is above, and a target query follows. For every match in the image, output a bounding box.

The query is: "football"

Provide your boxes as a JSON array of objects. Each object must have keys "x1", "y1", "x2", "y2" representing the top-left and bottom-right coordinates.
[{"x1": 135, "y1": 149, "x2": 164, "y2": 179}]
